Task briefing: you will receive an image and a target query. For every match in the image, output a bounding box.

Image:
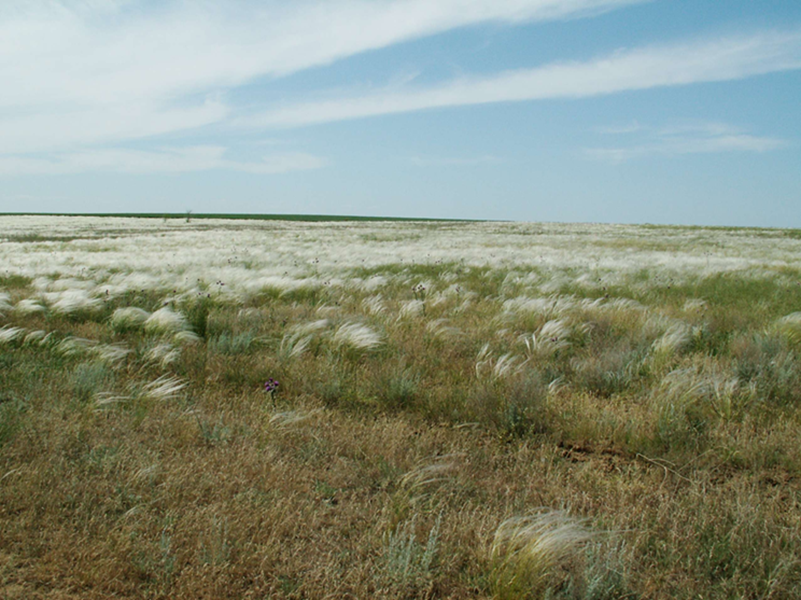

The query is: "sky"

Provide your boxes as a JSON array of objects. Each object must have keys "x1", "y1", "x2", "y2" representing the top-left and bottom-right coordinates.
[{"x1": 1, "y1": 0, "x2": 800, "y2": 227}]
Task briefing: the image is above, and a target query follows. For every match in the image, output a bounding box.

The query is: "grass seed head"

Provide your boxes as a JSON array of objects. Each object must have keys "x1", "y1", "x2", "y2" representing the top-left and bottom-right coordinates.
[
  {"x1": 652, "y1": 323, "x2": 693, "y2": 356},
  {"x1": 144, "y1": 343, "x2": 181, "y2": 368},
  {"x1": 333, "y1": 322, "x2": 383, "y2": 351},
  {"x1": 776, "y1": 312, "x2": 801, "y2": 347},
  {"x1": 490, "y1": 511, "x2": 595, "y2": 599},
  {"x1": 0, "y1": 326, "x2": 25, "y2": 345},
  {"x1": 142, "y1": 375, "x2": 187, "y2": 401},
  {"x1": 14, "y1": 298, "x2": 46, "y2": 315},
  {"x1": 93, "y1": 343, "x2": 131, "y2": 366},
  {"x1": 110, "y1": 306, "x2": 151, "y2": 332},
  {"x1": 49, "y1": 289, "x2": 103, "y2": 315},
  {"x1": 55, "y1": 336, "x2": 97, "y2": 357},
  {"x1": 0, "y1": 292, "x2": 11, "y2": 313},
  {"x1": 144, "y1": 307, "x2": 190, "y2": 335}
]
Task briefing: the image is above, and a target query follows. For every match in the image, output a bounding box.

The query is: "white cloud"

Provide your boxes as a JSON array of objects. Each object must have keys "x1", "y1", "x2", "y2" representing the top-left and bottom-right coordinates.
[
  {"x1": 2, "y1": 0, "x2": 644, "y2": 107},
  {"x1": 3, "y1": 1, "x2": 799, "y2": 179},
  {"x1": 0, "y1": 147, "x2": 328, "y2": 175},
  {"x1": 410, "y1": 155, "x2": 502, "y2": 166},
  {"x1": 0, "y1": 99, "x2": 229, "y2": 155},
  {"x1": 0, "y1": 0, "x2": 642, "y2": 154},
  {"x1": 583, "y1": 122, "x2": 788, "y2": 162},
  {"x1": 242, "y1": 29, "x2": 801, "y2": 128},
  {"x1": 594, "y1": 121, "x2": 643, "y2": 134}
]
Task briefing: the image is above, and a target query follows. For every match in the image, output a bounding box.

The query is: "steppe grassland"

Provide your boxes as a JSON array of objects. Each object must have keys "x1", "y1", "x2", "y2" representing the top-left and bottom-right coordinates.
[{"x1": 1, "y1": 215, "x2": 801, "y2": 599}]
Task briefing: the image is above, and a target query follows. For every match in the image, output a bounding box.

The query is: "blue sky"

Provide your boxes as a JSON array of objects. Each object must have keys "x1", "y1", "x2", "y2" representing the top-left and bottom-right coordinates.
[{"x1": 1, "y1": 0, "x2": 800, "y2": 226}]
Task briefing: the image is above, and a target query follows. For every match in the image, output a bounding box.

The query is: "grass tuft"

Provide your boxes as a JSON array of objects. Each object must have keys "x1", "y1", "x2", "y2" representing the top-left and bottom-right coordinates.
[
  {"x1": 490, "y1": 511, "x2": 595, "y2": 599},
  {"x1": 110, "y1": 306, "x2": 150, "y2": 332}
]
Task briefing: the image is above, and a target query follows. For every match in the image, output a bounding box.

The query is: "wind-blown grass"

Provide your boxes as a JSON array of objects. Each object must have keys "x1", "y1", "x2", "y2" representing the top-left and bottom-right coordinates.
[
  {"x1": 110, "y1": 306, "x2": 151, "y2": 332},
  {"x1": 1, "y1": 215, "x2": 800, "y2": 599},
  {"x1": 490, "y1": 511, "x2": 595, "y2": 599}
]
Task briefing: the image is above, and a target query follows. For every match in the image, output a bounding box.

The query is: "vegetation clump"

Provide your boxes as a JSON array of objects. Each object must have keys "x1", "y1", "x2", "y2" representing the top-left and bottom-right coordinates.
[{"x1": 0, "y1": 215, "x2": 800, "y2": 598}]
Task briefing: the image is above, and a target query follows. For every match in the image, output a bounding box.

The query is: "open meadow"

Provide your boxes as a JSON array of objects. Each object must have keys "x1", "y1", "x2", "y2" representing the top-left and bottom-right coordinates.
[{"x1": 1, "y1": 215, "x2": 801, "y2": 599}]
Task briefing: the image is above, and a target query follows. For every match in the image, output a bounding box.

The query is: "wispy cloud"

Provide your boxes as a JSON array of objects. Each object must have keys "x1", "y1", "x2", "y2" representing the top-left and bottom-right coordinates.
[
  {"x1": 594, "y1": 121, "x2": 644, "y2": 134},
  {"x1": 410, "y1": 155, "x2": 502, "y2": 166},
  {"x1": 243, "y1": 29, "x2": 801, "y2": 128},
  {"x1": 0, "y1": 99, "x2": 229, "y2": 156},
  {"x1": 584, "y1": 122, "x2": 788, "y2": 162},
  {"x1": 3, "y1": 1, "x2": 799, "y2": 181},
  {"x1": 0, "y1": 0, "x2": 642, "y2": 155},
  {"x1": 0, "y1": 147, "x2": 327, "y2": 176}
]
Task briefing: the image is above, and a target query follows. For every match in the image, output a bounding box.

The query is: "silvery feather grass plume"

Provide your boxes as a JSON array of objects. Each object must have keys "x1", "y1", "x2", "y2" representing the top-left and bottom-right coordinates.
[
  {"x1": 359, "y1": 276, "x2": 387, "y2": 292},
  {"x1": 362, "y1": 295, "x2": 385, "y2": 315},
  {"x1": 144, "y1": 307, "x2": 189, "y2": 335},
  {"x1": 653, "y1": 364, "x2": 749, "y2": 420},
  {"x1": 490, "y1": 511, "x2": 595, "y2": 598},
  {"x1": 96, "y1": 374, "x2": 185, "y2": 408},
  {"x1": 577, "y1": 296, "x2": 606, "y2": 312},
  {"x1": 548, "y1": 376, "x2": 567, "y2": 396},
  {"x1": 503, "y1": 296, "x2": 549, "y2": 316},
  {"x1": 56, "y1": 336, "x2": 97, "y2": 357},
  {"x1": 652, "y1": 323, "x2": 693, "y2": 356},
  {"x1": 144, "y1": 343, "x2": 181, "y2": 368},
  {"x1": 503, "y1": 295, "x2": 576, "y2": 319},
  {"x1": 279, "y1": 319, "x2": 331, "y2": 359},
  {"x1": 683, "y1": 298, "x2": 708, "y2": 312},
  {"x1": 94, "y1": 391, "x2": 133, "y2": 408},
  {"x1": 426, "y1": 319, "x2": 463, "y2": 340},
  {"x1": 93, "y1": 343, "x2": 131, "y2": 366},
  {"x1": 49, "y1": 290, "x2": 103, "y2": 315},
  {"x1": 333, "y1": 322, "x2": 383, "y2": 351},
  {"x1": 53, "y1": 335, "x2": 129, "y2": 365},
  {"x1": 658, "y1": 367, "x2": 712, "y2": 402},
  {"x1": 237, "y1": 307, "x2": 261, "y2": 320},
  {"x1": 642, "y1": 314, "x2": 673, "y2": 338},
  {"x1": 0, "y1": 326, "x2": 25, "y2": 345},
  {"x1": 110, "y1": 307, "x2": 151, "y2": 332},
  {"x1": 539, "y1": 275, "x2": 574, "y2": 294},
  {"x1": 398, "y1": 299, "x2": 424, "y2": 319},
  {"x1": 428, "y1": 289, "x2": 458, "y2": 308},
  {"x1": 492, "y1": 353, "x2": 526, "y2": 380},
  {"x1": 523, "y1": 319, "x2": 573, "y2": 357},
  {"x1": 173, "y1": 330, "x2": 201, "y2": 344},
  {"x1": 0, "y1": 292, "x2": 13, "y2": 314},
  {"x1": 14, "y1": 298, "x2": 46, "y2": 315},
  {"x1": 442, "y1": 282, "x2": 464, "y2": 296},
  {"x1": 316, "y1": 304, "x2": 339, "y2": 317},
  {"x1": 454, "y1": 297, "x2": 473, "y2": 314},
  {"x1": 31, "y1": 277, "x2": 50, "y2": 292},
  {"x1": 605, "y1": 298, "x2": 646, "y2": 312},
  {"x1": 293, "y1": 319, "x2": 331, "y2": 335},
  {"x1": 23, "y1": 330, "x2": 47, "y2": 345},
  {"x1": 37, "y1": 332, "x2": 55, "y2": 346},
  {"x1": 280, "y1": 332, "x2": 312, "y2": 359},
  {"x1": 776, "y1": 312, "x2": 801, "y2": 346},
  {"x1": 476, "y1": 345, "x2": 526, "y2": 381},
  {"x1": 476, "y1": 343, "x2": 492, "y2": 364},
  {"x1": 142, "y1": 375, "x2": 186, "y2": 401},
  {"x1": 399, "y1": 454, "x2": 459, "y2": 498},
  {"x1": 49, "y1": 277, "x2": 93, "y2": 292},
  {"x1": 2, "y1": 217, "x2": 801, "y2": 300},
  {"x1": 706, "y1": 374, "x2": 750, "y2": 420}
]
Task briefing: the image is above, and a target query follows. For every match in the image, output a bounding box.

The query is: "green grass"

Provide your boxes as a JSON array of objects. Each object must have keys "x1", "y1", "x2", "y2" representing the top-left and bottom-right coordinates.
[{"x1": 2, "y1": 218, "x2": 801, "y2": 598}]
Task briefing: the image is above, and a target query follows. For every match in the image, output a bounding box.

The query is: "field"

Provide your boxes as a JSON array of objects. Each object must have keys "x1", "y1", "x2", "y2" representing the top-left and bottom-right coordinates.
[{"x1": 1, "y1": 215, "x2": 801, "y2": 599}]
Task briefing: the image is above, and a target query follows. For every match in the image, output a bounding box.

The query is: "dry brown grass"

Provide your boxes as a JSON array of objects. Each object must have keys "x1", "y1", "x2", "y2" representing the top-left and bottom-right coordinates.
[{"x1": 2, "y1": 245, "x2": 801, "y2": 598}]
